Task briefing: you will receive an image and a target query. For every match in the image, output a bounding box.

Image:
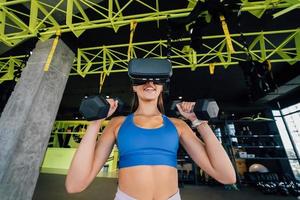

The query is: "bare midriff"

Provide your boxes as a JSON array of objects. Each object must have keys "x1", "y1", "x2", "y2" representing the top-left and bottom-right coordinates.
[{"x1": 118, "y1": 165, "x2": 179, "y2": 200}]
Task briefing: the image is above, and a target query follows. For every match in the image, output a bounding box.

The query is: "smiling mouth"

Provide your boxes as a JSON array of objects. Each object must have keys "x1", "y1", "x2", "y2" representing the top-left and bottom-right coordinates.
[
  {"x1": 144, "y1": 88, "x2": 156, "y2": 92},
  {"x1": 143, "y1": 87, "x2": 156, "y2": 91}
]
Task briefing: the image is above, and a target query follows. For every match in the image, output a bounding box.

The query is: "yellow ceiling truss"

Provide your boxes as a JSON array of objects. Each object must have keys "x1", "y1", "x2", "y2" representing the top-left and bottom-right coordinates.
[
  {"x1": 1, "y1": 28, "x2": 299, "y2": 84},
  {"x1": 0, "y1": 0, "x2": 299, "y2": 46}
]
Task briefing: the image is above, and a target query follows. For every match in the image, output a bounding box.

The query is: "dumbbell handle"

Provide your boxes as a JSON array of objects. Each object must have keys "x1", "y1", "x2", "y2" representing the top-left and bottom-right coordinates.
[
  {"x1": 106, "y1": 98, "x2": 119, "y2": 118},
  {"x1": 172, "y1": 99, "x2": 219, "y2": 120},
  {"x1": 79, "y1": 96, "x2": 119, "y2": 121},
  {"x1": 176, "y1": 101, "x2": 196, "y2": 112}
]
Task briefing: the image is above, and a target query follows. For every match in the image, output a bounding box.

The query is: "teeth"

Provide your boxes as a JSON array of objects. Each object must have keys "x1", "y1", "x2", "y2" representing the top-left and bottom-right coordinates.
[{"x1": 144, "y1": 87, "x2": 154, "y2": 90}]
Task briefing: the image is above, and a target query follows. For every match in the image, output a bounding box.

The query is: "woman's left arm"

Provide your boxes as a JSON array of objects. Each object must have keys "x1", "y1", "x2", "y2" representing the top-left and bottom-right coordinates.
[
  {"x1": 175, "y1": 102, "x2": 236, "y2": 184},
  {"x1": 179, "y1": 120, "x2": 236, "y2": 184}
]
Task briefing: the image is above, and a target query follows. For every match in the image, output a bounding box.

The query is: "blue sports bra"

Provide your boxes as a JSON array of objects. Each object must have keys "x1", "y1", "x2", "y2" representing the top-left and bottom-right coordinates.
[{"x1": 116, "y1": 114, "x2": 179, "y2": 169}]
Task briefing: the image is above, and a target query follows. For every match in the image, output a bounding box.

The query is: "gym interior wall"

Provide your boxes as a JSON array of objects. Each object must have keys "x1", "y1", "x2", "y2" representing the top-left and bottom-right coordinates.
[{"x1": 0, "y1": 1, "x2": 300, "y2": 200}]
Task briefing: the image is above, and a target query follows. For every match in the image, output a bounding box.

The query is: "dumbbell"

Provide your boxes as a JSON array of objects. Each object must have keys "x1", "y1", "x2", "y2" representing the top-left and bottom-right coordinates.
[
  {"x1": 278, "y1": 182, "x2": 290, "y2": 195},
  {"x1": 79, "y1": 96, "x2": 124, "y2": 121},
  {"x1": 289, "y1": 181, "x2": 300, "y2": 196},
  {"x1": 169, "y1": 99, "x2": 219, "y2": 120},
  {"x1": 257, "y1": 181, "x2": 277, "y2": 194}
]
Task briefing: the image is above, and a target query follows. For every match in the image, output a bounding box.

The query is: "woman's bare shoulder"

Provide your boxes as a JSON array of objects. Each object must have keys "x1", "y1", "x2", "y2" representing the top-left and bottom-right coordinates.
[
  {"x1": 168, "y1": 117, "x2": 186, "y2": 126},
  {"x1": 108, "y1": 116, "x2": 127, "y2": 137},
  {"x1": 167, "y1": 117, "x2": 189, "y2": 137},
  {"x1": 109, "y1": 115, "x2": 126, "y2": 126}
]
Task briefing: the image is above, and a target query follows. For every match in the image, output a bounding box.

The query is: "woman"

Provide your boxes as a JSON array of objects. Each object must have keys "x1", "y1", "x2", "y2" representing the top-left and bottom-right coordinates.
[{"x1": 65, "y1": 81, "x2": 236, "y2": 200}]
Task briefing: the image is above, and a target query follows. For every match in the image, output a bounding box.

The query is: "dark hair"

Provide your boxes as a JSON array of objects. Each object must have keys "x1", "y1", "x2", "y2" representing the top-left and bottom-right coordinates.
[{"x1": 131, "y1": 89, "x2": 165, "y2": 114}]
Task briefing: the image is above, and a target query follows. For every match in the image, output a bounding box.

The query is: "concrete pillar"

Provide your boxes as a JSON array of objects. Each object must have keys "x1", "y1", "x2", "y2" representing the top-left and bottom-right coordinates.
[{"x1": 0, "y1": 39, "x2": 74, "y2": 200}]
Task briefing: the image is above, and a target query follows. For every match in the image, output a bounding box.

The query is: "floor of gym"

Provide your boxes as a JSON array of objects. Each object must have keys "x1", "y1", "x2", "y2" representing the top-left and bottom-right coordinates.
[{"x1": 33, "y1": 173, "x2": 298, "y2": 200}]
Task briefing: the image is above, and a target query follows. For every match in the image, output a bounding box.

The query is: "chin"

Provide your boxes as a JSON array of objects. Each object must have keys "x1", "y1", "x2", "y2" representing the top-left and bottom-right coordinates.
[
  {"x1": 141, "y1": 96, "x2": 158, "y2": 101},
  {"x1": 138, "y1": 93, "x2": 159, "y2": 101}
]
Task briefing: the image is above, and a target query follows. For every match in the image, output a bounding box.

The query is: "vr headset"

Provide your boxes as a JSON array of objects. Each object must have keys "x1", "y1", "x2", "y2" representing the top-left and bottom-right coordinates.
[{"x1": 128, "y1": 58, "x2": 172, "y2": 85}]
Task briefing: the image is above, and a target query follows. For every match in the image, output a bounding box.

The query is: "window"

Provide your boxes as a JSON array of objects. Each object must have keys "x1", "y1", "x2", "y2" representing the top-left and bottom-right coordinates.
[{"x1": 272, "y1": 102, "x2": 300, "y2": 181}]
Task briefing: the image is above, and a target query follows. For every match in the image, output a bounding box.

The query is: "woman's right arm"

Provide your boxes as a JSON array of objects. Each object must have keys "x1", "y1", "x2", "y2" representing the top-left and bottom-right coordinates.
[
  {"x1": 65, "y1": 118, "x2": 119, "y2": 193},
  {"x1": 65, "y1": 99, "x2": 120, "y2": 193}
]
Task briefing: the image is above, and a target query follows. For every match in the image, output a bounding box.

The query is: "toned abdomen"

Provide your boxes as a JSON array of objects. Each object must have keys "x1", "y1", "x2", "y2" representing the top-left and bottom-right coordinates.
[{"x1": 118, "y1": 165, "x2": 179, "y2": 199}]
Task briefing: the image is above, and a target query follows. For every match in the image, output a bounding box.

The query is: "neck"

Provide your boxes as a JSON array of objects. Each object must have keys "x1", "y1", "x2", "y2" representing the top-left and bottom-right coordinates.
[{"x1": 134, "y1": 99, "x2": 161, "y2": 116}]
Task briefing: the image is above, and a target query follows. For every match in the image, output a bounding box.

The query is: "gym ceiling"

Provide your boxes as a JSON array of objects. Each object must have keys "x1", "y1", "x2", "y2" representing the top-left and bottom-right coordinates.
[{"x1": 0, "y1": 0, "x2": 299, "y2": 118}]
